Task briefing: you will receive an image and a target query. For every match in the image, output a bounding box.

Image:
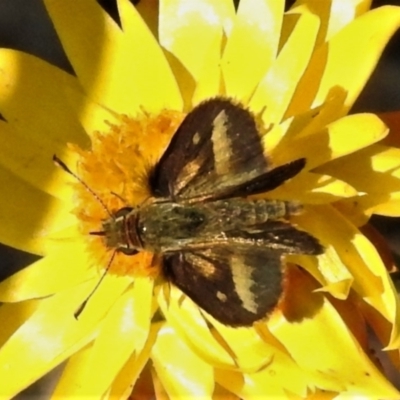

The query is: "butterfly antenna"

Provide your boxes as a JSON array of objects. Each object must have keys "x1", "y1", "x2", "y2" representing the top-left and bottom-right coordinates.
[
  {"x1": 53, "y1": 154, "x2": 113, "y2": 218},
  {"x1": 74, "y1": 250, "x2": 117, "y2": 319}
]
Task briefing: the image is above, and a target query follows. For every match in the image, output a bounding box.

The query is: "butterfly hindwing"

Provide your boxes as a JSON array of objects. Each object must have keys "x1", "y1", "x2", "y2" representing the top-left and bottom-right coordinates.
[
  {"x1": 163, "y1": 246, "x2": 284, "y2": 326},
  {"x1": 152, "y1": 98, "x2": 305, "y2": 201},
  {"x1": 163, "y1": 221, "x2": 321, "y2": 326}
]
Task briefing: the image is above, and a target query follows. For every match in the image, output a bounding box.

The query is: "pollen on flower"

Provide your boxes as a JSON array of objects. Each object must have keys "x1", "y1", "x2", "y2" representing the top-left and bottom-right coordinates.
[{"x1": 70, "y1": 109, "x2": 184, "y2": 277}]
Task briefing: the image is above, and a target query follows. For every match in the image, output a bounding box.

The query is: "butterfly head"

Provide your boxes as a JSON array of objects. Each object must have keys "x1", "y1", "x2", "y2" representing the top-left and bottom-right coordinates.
[{"x1": 91, "y1": 206, "x2": 141, "y2": 255}]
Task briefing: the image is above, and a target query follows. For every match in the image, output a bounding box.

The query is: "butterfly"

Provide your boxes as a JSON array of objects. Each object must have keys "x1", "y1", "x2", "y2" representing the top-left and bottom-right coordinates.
[{"x1": 91, "y1": 97, "x2": 323, "y2": 326}]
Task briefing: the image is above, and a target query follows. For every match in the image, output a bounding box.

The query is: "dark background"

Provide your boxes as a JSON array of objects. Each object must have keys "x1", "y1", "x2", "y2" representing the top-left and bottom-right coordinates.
[{"x1": 0, "y1": 0, "x2": 399, "y2": 398}]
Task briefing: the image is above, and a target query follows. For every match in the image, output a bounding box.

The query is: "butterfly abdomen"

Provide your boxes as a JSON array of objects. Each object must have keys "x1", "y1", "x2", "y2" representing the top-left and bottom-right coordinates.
[{"x1": 194, "y1": 198, "x2": 301, "y2": 230}]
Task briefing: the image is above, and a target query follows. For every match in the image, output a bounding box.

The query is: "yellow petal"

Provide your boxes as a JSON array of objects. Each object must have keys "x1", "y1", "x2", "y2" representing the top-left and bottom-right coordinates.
[
  {"x1": 0, "y1": 49, "x2": 87, "y2": 146},
  {"x1": 216, "y1": 321, "x2": 318, "y2": 397},
  {"x1": 287, "y1": 6, "x2": 400, "y2": 118},
  {"x1": 299, "y1": 388, "x2": 338, "y2": 400},
  {"x1": 159, "y1": 0, "x2": 235, "y2": 108},
  {"x1": 52, "y1": 279, "x2": 152, "y2": 397},
  {"x1": 109, "y1": 322, "x2": 161, "y2": 399},
  {"x1": 0, "y1": 167, "x2": 76, "y2": 255},
  {"x1": 0, "y1": 49, "x2": 88, "y2": 199},
  {"x1": 0, "y1": 242, "x2": 92, "y2": 302},
  {"x1": 158, "y1": 285, "x2": 235, "y2": 368},
  {"x1": 320, "y1": 143, "x2": 400, "y2": 219},
  {"x1": 129, "y1": 277, "x2": 156, "y2": 352},
  {"x1": 0, "y1": 281, "x2": 98, "y2": 398},
  {"x1": 215, "y1": 369, "x2": 282, "y2": 399},
  {"x1": 0, "y1": 274, "x2": 133, "y2": 397},
  {"x1": 241, "y1": 366, "x2": 306, "y2": 398},
  {"x1": 51, "y1": 342, "x2": 96, "y2": 398},
  {"x1": 216, "y1": 347, "x2": 309, "y2": 399},
  {"x1": 221, "y1": 0, "x2": 284, "y2": 101},
  {"x1": 317, "y1": 144, "x2": 400, "y2": 196},
  {"x1": 337, "y1": 194, "x2": 400, "y2": 224},
  {"x1": 0, "y1": 121, "x2": 81, "y2": 201},
  {"x1": 269, "y1": 268, "x2": 400, "y2": 397},
  {"x1": 288, "y1": 245, "x2": 353, "y2": 300},
  {"x1": 75, "y1": 272, "x2": 134, "y2": 325},
  {"x1": 116, "y1": 0, "x2": 182, "y2": 112},
  {"x1": 267, "y1": 171, "x2": 359, "y2": 204},
  {"x1": 249, "y1": 10, "x2": 319, "y2": 125},
  {"x1": 207, "y1": 317, "x2": 277, "y2": 373},
  {"x1": 151, "y1": 322, "x2": 214, "y2": 399},
  {"x1": 212, "y1": 383, "x2": 241, "y2": 400},
  {"x1": 295, "y1": 204, "x2": 400, "y2": 348},
  {"x1": 292, "y1": 0, "x2": 372, "y2": 42},
  {"x1": 43, "y1": 0, "x2": 123, "y2": 110},
  {"x1": 192, "y1": 29, "x2": 224, "y2": 105},
  {"x1": 63, "y1": 86, "x2": 122, "y2": 137},
  {"x1": 0, "y1": 300, "x2": 41, "y2": 347},
  {"x1": 44, "y1": 0, "x2": 179, "y2": 115},
  {"x1": 371, "y1": 198, "x2": 400, "y2": 217},
  {"x1": 270, "y1": 113, "x2": 388, "y2": 169},
  {"x1": 214, "y1": 370, "x2": 246, "y2": 398},
  {"x1": 274, "y1": 93, "x2": 346, "y2": 150}
]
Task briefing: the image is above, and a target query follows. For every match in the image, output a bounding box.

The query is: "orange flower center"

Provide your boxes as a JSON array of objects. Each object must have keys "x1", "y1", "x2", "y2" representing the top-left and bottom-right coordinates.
[{"x1": 71, "y1": 109, "x2": 184, "y2": 277}]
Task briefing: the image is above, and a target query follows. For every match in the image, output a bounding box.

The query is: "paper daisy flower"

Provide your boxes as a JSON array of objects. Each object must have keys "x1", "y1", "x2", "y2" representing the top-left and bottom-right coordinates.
[{"x1": 1, "y1": 0, "x2": 400, "y2": 398}]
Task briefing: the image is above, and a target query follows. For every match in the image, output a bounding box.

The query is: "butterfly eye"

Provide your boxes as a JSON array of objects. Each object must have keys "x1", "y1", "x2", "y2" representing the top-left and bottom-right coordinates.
[
  {"x1": 115, "y1": 207, "x2": 134, "y2": 218},
  {"x1": 118, "y1": 247, "x2": 138, "y2": 256}
]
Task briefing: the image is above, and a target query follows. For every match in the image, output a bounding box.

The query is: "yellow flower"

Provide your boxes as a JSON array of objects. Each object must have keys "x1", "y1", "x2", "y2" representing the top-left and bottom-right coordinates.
[{"x1": 0, "y1": 0, "x2": 400, "y2": 398}]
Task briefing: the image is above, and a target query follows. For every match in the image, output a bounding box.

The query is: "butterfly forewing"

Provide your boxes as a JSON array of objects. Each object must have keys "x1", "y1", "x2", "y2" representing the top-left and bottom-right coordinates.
[{"x1": 152, "y1": 97, "x2": 293, "y2": 201}]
